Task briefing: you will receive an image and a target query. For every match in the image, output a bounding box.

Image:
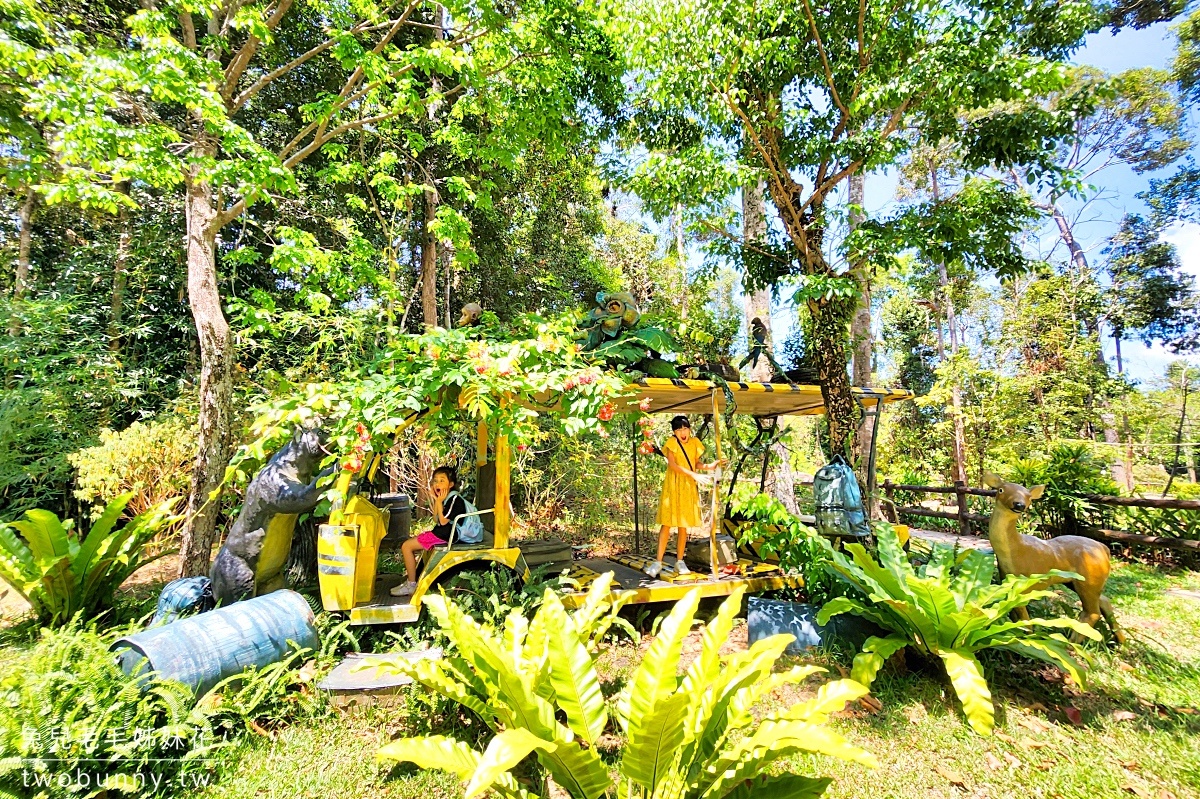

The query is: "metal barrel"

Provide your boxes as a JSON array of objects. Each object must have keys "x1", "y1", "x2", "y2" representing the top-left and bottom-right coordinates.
[{"x1": 111, "y1": 590, "x2": 320, "y2": 698}]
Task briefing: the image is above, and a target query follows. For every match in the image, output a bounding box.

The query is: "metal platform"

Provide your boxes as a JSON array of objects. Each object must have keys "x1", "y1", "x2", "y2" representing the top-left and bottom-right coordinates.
[
  {"x1": 559, "y1": 556, "x2": 798, "y2": 608},
  {"x1": 348, "y1": 573, "x2": 420, "y2": 625},
  {"x1": 346, "y1": 552, "x2": 798, "y2": 623}
]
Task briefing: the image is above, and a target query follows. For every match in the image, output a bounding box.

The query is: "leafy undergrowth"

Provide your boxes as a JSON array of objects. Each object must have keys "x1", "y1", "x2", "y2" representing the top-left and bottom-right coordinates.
[{"x1": 5, "y1": 557, "x2": 1197, "y2": 799}]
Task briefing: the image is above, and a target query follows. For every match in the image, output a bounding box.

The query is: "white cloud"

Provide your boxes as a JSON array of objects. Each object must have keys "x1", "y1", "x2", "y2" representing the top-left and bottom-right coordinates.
[{"x1": 1162, "y1": 222, "x2": 1200, "y2": 279}]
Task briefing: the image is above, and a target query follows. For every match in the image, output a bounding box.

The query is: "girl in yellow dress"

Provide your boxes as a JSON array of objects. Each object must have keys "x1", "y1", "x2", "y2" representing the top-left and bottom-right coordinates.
[{"x1": 645, "y1": 416, "x2": 723, "y2": 578}]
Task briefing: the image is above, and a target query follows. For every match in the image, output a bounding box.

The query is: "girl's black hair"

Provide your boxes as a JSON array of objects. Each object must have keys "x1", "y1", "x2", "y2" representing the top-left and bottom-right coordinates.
[
  {"x1": 432, "y1": 465, "x2": 459, "y2": 487},
  {"x1": 670, "y1": 415, "x2": 691, "y2": 432}
]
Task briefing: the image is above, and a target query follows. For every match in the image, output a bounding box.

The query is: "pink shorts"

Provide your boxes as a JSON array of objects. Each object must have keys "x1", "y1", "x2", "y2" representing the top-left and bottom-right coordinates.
[{"x1": 415, "y1": 531, "x2": 447, "y2": 549}]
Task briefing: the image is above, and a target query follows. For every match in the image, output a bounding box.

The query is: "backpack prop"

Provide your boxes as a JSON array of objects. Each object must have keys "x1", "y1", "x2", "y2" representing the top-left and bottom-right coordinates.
[
  {"x1": 813, "y1": 454, "x2": 871, "y2": 539},
  {"x1": 448, "y1": 490, "x2": 485, "y2": 544},
  {"x1": 151, "y1": 576, "x2": 215, "y2": 626}
]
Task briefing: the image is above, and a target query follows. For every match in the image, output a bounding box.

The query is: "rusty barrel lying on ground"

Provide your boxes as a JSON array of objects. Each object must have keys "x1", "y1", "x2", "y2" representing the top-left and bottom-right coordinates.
[{"x1": 111, "y1": 589, "x2": 320, "y2": 698}]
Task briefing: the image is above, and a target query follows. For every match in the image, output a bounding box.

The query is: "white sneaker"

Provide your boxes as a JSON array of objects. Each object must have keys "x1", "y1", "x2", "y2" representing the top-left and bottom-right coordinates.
[
  {"x1": 389, "y1": 580, "x2": 417, "y2": 598},
  {"x1": 675, "y1": 559, "x2": 691, "y2": 575},
  {"x1": 643, "y1": 560, "x2": 663, "y2": 578}
]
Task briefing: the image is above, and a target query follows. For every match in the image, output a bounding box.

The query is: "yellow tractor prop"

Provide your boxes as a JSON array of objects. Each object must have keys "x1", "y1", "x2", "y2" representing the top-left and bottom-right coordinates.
[{"x1": 314, "y1": 377, "x2": 911, "y2": 625}]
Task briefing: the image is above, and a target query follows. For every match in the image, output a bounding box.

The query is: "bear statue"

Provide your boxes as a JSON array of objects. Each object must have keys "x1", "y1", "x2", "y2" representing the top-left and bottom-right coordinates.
[{"x1": 210, "y1": 425, "x2": 329, "y2": 606}]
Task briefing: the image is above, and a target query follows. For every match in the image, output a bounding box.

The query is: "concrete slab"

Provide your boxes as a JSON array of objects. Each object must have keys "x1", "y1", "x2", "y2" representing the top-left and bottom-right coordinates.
[{"x1": 319, "y1": 648, "x2": 441, "y2": 708}]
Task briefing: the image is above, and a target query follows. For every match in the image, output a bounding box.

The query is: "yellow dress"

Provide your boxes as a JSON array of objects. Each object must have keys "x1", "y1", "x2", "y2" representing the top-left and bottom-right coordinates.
[{"x1": 656, "y1": 436, "x2": 705, "y2": 528}]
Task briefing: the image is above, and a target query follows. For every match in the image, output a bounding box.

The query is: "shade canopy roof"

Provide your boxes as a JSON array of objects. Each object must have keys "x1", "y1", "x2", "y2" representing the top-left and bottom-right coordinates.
[{"x1": 622, "y1": 378, "x2": 912, "y2": 418}]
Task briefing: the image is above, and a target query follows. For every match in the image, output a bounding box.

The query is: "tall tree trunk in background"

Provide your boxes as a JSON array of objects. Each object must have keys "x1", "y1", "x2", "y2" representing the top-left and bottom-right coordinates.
[
  {"x1": 743, "y1": 179, "x2": 798, "y2": 511},
  {"x1": 1113, "y1": 333, "x2": 1135, "y2": 491},
  {"x1": 742, "y1": 180, "x2": 771, "y2": 382},
  {"x1": 762, "y1": 180, "x2": 859, "y2": 458},
  {"x1": 808, "y1": 295, "x2": 859, "y2": 457},
  {"x1": 1048, "y1": 199, "x2": 1127, "y2": 487},
  {"x1": 179, "y1": 147, "x2": 235, "y2": 578},
  {"x1": 675, "y1": 203, "x2": 687, "y2": 321},
  {"x1": 420, "y1": 188, "x2": 438, "y2": 328},
  {"x1": 9, "y1": 187, "x2": 37, "y2": 337},
  {"x1": 930, "y1": 169, "x2": 968, "y2": 486},
  {"x1": 848, "y1": 174, "x2": 875, "y2": 477},
  {"x1": 109, "y1": 181, "x2": 132, "y2": 352},
  {"x1": 420, "y1": 4, "x2": 444, "y2": 330},
  {"x1": 1050, "y1": 202, "x2": 1090, "y2": 274}
]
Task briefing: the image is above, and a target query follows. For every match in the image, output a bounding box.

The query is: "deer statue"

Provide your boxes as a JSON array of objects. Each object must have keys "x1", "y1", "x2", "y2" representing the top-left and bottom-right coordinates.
[{"x1": 983, "y1": 472, "x2": 1125, "y2": 644}]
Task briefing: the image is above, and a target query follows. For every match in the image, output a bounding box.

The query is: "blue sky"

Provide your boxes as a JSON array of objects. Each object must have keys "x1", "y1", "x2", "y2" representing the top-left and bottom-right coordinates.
[{"x1": 1067, "y1": 21, "x2": 1198, "y2": 386}]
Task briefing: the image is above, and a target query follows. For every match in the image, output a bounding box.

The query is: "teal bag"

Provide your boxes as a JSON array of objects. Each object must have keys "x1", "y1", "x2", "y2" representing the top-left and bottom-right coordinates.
[
  {"x1": 448, "y1": 490, "x2": 485, "y2": 544},
  {"x1": 813, "y1": 455, "x2": 871, "y2": 538}
]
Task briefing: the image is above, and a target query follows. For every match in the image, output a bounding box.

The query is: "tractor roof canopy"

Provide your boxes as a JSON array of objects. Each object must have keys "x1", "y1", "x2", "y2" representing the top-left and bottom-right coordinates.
[{"x1": 622, "y1": 378, "x2": 911, "y2": 418}]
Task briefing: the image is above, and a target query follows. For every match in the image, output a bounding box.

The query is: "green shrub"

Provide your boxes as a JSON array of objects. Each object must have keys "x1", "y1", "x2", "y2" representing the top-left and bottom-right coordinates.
[
  {"x1": 0, "y1": 622, "x2": 217, "y2": 798},
  {"x1": 817, "y1": 524, "x2": 1100, "y2": 736},
  {"x1": 0, "y1": 493, "x2": 173, "y2": 626},
  {"x1": 730, "y1": 493, "x2": 836, "y2": 605},
  {"x1": 1009, "y1": 444, "x2": 1118, "y2": 536},
  {"x1": 68, "y1": 416, "x2": 195, "y2": 524},
  {"x1": 1165, "y1": 480, "x2": 1200, "y2": 500},
  {"x1": 378, "y1": 578, "x2": 876, "y2": 799}
]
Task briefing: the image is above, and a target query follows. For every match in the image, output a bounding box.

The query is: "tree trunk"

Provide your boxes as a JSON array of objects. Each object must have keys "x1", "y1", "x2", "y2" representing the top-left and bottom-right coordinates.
[
  {"x1": 420, "y1": 188, "x2": 438, "y2": 328},
  {"x1": 1163, "y1": 368, "x2": 1190, "y2": 498},
  {"x1": 808, "y1": 294, "x2": 859, "y2": 458},
  {"x1": 770, "y1": 439, "x2": 799, "y2": 515},
  {"x1": 675, "y1": 203, "x2": 687, "y2": 321},
  {"x1": 1050, "y1": 202, "x2": 1090, "y2": 274},
  {"x1": 930, "y1": 168, "x2": 968, "y2": 486},
  {"x1": 109, "y1": 181, "x2": 132, "y2": 352},
  {"x1": 9, "y1": 187, "x2": 37, "y2": 337},
  {"x1": 179, "y1": 156, "x2": 235, "y2": 578},
  {"x1": 1050, "y1": 202, "x2": 1124, "y2": 460},
  {"x1": 742, "y1": 180, "x2": 771, "y2": 382},
  {"x1": 848, "y1": 174, "x2": 875, "y2": 473}
]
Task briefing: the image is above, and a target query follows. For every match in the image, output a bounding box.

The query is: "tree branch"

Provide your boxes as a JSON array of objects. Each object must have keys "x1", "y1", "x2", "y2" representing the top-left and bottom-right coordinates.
[
  {"x1": 221, "y1": 0, "x2": 295, "y2": 102},
  {"x1": 857, "y1": 0, "x2": 866, "y2": 68},
  {"x1": 699, "y1": 219, "x2": 789, "y2": 264},
  {"x1": 179, "y1": 11, "x2": 196, "y2": 49},
  {"x1": 229, "y1": 19, "x2": 395, "y2": 113},
  {"x1": 714, "y1": 79, "x2": 810, "y2": 259},
  {"x1": 279, "y1": 24, "x2": 485, "y2": 162},
  {"x1": 799, "y1": 0, "x2": 849, "y2": 123}
]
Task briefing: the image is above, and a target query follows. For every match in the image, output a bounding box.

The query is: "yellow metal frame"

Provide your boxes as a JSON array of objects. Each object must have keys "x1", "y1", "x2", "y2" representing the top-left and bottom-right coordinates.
[
  {"x1": 559, "y1": 569, "x2": 801, "y2": 608},
  {"x1": 320, "y1": 377, "x2": 912, "y2": 624}
]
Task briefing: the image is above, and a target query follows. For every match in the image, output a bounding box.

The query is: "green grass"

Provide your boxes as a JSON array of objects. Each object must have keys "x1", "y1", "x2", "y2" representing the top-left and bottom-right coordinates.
[{"x1": 179, "y1": 709, "x2": 462, "y2": 799}]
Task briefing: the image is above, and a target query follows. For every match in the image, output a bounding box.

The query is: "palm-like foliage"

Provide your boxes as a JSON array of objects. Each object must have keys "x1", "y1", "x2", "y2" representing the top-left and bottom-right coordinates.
[
  {"x1": 0, "y1": 493, "x2": 173, "y2": 625},
  {"x1": 377, "y1": 577, "x2": 876, "y2": 798},
  {"x1": 816, "y1": 525, "x2": 1101, "y2": 736}
]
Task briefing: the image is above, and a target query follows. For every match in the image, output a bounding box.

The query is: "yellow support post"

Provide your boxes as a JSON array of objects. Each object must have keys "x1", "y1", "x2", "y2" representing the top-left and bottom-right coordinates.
[
  {"x1": 494, "y1": 429, "x2": 511, "y2": 549},
  {"x1": 709, "y1": 389, "x2": 722, "y2": 577}
]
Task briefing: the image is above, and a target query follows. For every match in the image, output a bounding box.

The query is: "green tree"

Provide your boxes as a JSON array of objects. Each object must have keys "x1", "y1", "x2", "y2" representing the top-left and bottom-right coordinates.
[
  {"x1": 30, "y1": 0, "x2": 622, "y2": 575},
  {"x1": 611, "y1": 0, "x2": 1096, "y2": 458},
  {"x1": 1104, "y1": 214, "x2": 1199, "y2": 364}
]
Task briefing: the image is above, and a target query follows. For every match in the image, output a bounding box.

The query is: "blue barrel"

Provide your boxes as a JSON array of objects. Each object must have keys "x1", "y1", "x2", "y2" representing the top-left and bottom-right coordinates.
[{"x1": 111, "y1": 590, "x2": 320, "y2": 698}]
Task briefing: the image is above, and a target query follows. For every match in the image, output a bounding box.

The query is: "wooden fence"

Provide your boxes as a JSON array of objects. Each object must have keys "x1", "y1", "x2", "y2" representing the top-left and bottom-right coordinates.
[{"x1": 880, "y1": 481, "x2": 1200, "y2": 553}]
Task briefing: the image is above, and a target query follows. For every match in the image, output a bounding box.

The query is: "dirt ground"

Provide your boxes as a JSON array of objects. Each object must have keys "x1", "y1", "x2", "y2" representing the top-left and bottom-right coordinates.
[{"x1": 1, "y1": 551, "x2": 188, "y2": 626}]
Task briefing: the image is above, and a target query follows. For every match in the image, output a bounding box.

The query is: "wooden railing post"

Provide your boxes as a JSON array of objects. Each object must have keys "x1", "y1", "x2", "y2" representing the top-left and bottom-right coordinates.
[
  {"x1": 883, "y1": 479, "x2": 895, "y2": 523},
  {"x1": 954, "y1": 480, "x2": 969, "y2": 537}
]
